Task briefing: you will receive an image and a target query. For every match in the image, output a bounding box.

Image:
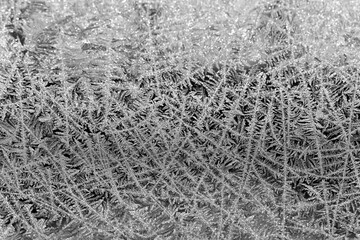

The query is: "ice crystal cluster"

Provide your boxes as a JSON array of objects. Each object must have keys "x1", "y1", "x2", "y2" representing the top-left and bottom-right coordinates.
[{"x1": 0, "y1": 0, "x2": 360, "y2": 239}]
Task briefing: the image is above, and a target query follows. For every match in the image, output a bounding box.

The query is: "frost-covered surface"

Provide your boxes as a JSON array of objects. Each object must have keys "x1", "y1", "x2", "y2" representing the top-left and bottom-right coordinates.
[{"x1": 0, "y1": 0, "x2": 360, "y2": 239}]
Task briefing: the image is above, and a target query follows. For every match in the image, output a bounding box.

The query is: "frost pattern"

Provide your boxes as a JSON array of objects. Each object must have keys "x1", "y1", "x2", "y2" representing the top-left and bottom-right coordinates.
[{"x1": 0, "y1": 0, "x2": 360, "y2": 240}]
